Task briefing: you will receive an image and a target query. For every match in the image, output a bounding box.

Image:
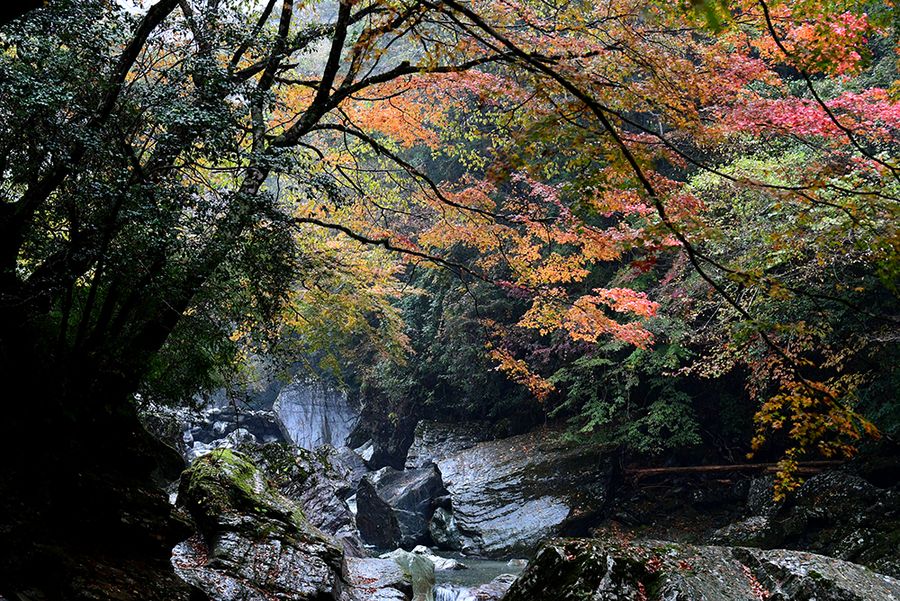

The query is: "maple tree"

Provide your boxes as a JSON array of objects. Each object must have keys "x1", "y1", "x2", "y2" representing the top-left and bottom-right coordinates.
[
  {"x1": 0, "y1": 0, "x2": 896, "y2": 501},
  {"x1": 3, "y1": 1, "x2": 899, "y2": 597},
  {"x1": 326, "y1": 0, "x2": 899, "y2": 493}
]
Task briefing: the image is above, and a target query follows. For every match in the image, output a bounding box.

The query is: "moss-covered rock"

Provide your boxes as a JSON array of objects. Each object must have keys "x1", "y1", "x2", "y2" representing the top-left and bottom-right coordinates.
[
  {"x1": 501, "y1": 538, "x2": 668, "y2": 601},
  {"x1": 241, "y1": 442, "x2": 365, "y2": 556},
  {"x1": 178, "y1": 448, "x2": 316, "y2": 538},
  {"x1": 173, "y1": 449, "x2": 345, "y2": 600},
  {"x1": 501, "y1": 537, "x2": 900, "y2": 601},
  {"x1": 713, "y1": 470, "x2": 900, "y2": 578}
]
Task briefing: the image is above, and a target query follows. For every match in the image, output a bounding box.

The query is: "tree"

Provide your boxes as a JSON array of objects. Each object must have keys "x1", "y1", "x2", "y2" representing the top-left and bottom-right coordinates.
[
  {"x1": 2, "y1": 0, "x2": 893, "y2": 490},
  {"x1": 0, "y1": 1, "x2": 45, "y2": 27},
  {"x1": 0, "y1": 0, "x2": 897, "y2": 593},
  {"x1": 0, "y1": 0, "x2": 510, "y2": 594},
  {"x1": 407, "y1": 0, "x2": 898, "y2": 494},
  {"x1": 0, "y1": 0, "x2": 512, "y2": 413}
]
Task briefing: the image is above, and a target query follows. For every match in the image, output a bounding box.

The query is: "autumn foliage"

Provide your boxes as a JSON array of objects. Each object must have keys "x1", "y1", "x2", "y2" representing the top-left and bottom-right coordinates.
[
  {"x1": 293, "y1": 0, "x2": 899, "y2": 494},
  {"x1": 1, "y1": 0, "x2": 898, "y2": 497}
]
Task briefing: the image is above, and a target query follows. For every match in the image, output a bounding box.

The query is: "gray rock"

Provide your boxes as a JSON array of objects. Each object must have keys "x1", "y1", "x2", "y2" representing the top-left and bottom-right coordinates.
[
  {"x1": 381, "y1": 546, "x2": 467, "y2": 570},
  {"x1": 747, "y1": 474, "x2": 781, "y2": 517},
  {"x1": 502, "y1": 537, "x2": 900, "y2": 601},
  {"x1": 430, "y1": 507, "x2": 462, "y2": 551},
  {"x1": 435, "y1": 429, "x2": 611, "y2": 556},
  {"x1": 714, "y1": 470, "x2": 900, "y2": 577},
  {"x1": 346, "y1": 589, "x2": 407, "y2": 601},
  {"x1": 474, "y1": 573, "x2": 518, "y2": 599},
  {"x1": 189, "y1": 405, "x2": 285, "y2": 447},
  {"x1": 711, "y1": 515, "x2": 780, "y2": 548},
  {"x1": 242, "y1": 442, "x2": 365, "y2": 557},
  {"x1": 433, "y1": 573, "x2": 518, "y2": 601},
  {"x1": 174, "y1": 532, "x2": 340, "y2": 601},
  {"x1": 432, "y1": 584, "x2": 472, "y2": 601},
  {"x1": 335, "y1": 445, "x2": 372, "y2": 499},
  {"x1": 357, "y1": 465, "x2": 446, "y2": 548},
  {"x1": 355, "y1": 440, "x2": 375, "y2": 463},
  {"x1": 356, "y1": 476, "x2": 402, "y2": 548},
  {"x1": 735, "y1": 547, "x2": 900, "y2": 600},
  {"x1": 295, "y1": 449, "x2": 365, "y2": 556},
  {"x1": 275, "y1": 380, "x2": 359, "y2": 450},
  {"x1": 173, "y1": 449, "x2": 345, "y2": 600},
  {"x1": 186, "y1": 427, "x2": 259, "y2": 462},
  {"x1": 343, "y1": 557, "x2": 413, "y2": 601},
  {"x1": 140, "y1": 400, "x2": 288, "y2": 463},
  {"x1": 405, "y1": 421, "x2": 494, "y2": 470}
]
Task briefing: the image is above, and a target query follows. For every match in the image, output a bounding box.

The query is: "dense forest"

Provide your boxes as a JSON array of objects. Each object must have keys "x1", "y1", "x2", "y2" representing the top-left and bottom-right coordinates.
[{"x1": 0, "y1": 0, "x2": 898, "y2": 599}]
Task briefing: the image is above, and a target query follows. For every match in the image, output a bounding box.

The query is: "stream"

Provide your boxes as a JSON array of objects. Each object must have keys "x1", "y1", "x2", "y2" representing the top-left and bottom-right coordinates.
[{"x1": 432, "y1": 553, "x2": 524, "y2": 601}]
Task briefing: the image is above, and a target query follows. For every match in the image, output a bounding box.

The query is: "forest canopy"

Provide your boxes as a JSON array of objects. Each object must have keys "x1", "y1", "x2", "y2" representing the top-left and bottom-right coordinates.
[{"x1": 0, "y1": 0, "x2": 898, "y2": 497}]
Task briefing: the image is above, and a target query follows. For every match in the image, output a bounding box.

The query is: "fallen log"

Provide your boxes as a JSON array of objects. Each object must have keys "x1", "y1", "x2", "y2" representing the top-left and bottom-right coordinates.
[{"x1": 623, "y1": 460, "x2": 842, "y2": 481}]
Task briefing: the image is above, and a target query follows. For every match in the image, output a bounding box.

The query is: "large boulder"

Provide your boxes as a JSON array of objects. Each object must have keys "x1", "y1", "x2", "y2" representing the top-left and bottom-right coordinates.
[
  {"x1": 243, "y1": 442, "x2": 365, "y2": 557},
  {"x1": 405, "y1": 421, "x2": 494, "y2": 470},
  {"x1": 435, "y1": 429, "x2": 612, "y2": 557},
  {"x1": 345, "y1": 551, "x2": 434, "y2": 601},
  {"x1": 712, "y1": 470, "x2": 900, "y2": 577},
  {"x1": 343, "y1": 557, "x2": 413, "y2": 601},
  {"x1": 357, "y1": 465, "x2": 446, "y2": 548},
  {"x1": 502, "y1": 537, "x2": 900, "y2": 601},
  {"x1": 173, "y1": 449, "x2": 345, "y2": 600},
  {"x1": 275, "y1": 381, "x2": 359, "y2": 450},
  {"x1": 347, "y1": 397, "x2": 419, "y2": 470}
]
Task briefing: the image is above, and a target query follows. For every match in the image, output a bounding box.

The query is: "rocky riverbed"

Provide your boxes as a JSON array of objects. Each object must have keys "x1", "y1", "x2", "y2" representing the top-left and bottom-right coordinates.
[{"x1": 133, "y1": 386, "x2": 900, "y2": 601}]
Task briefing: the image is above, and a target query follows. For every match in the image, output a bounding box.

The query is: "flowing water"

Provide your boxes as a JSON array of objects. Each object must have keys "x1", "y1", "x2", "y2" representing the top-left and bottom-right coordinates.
[
  {"x1": 434, "y1": 586, "x2": 476, "y2": 601},
  {"x1": 432, "y1": 554, "x2": 524, "y2": 601}
]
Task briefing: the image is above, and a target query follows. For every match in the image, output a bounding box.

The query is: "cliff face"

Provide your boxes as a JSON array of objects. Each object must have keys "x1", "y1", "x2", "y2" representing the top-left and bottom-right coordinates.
[
  {"x1": 434, "y1": 428, "x2": 613, "y2": 557},
  {"x1": 275, "y1": 381, "x2": 359, "y2": 451}
]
